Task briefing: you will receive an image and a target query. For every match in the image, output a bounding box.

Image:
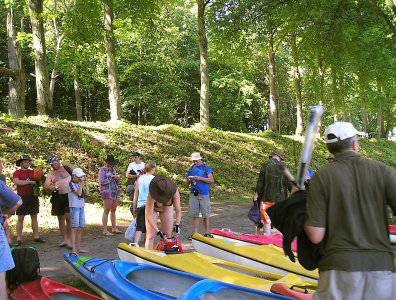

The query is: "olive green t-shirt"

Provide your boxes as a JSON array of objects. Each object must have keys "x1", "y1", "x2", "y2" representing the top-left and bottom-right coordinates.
[{"x1": 306, "y1": 151, "x2": 396, "y2": 272}]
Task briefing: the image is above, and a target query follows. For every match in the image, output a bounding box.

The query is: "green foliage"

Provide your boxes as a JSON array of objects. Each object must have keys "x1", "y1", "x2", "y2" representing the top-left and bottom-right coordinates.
[
  {"x1": 1, "y1": 117, "x2": 394, "y2": 204},
  {"x1": 0, "y1": 0, "x2": 395, "y2": 138}
]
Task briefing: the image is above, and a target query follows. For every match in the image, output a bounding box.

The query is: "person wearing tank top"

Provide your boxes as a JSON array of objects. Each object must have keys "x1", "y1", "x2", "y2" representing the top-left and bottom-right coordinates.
[
  {"x1": 132, "y1": 161, "x2": 156, "y2": 245},
  {"x1": 44, "y1": 156, "x2": 73, "y2": 248}
]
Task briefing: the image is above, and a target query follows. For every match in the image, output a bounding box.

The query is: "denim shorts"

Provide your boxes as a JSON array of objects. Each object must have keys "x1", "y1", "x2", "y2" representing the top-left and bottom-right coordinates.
[
  {"x1": 70, "y1": 207, "x2": 85, "y2": 228},
  {"x1": 0, "y1": 225, "x2": 14, "y2": 272},
  {"x1": 188, "y1": 194, "x2": 211, "y2": 218}
]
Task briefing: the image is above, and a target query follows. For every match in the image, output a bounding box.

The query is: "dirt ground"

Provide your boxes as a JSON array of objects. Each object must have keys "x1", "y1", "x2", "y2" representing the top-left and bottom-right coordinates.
[{"x1": 14, "y1": 201, "x2": 253, "y2": 283}]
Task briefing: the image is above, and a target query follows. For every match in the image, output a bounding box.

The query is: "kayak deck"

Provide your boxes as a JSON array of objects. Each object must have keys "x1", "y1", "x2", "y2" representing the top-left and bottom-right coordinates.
[
  {"x1": 192, "y1": 234, "x2": 318, "y2": 281},
  {"x1": 117, "y1": 243, "x2": 316, "y2": 293}
]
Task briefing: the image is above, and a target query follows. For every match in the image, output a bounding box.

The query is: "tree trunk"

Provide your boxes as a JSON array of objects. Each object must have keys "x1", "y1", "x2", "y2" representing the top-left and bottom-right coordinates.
[
  {"x1": 376, "y1": 80, "x2": 383, "y2": 139},
  {"x1": 268, "y1": 31, "x2": 278, "y2": 131},
  {"x1": 339, "y1": 75, "x2": 347, "y2": 121},
  {"x1": 48, "y1": 15, "x2": 65, "y2": 113},
  {"x1": 331, "y1": 67, "x2": 338, "y2": 122},
  {"x1": 6, "y1": 0, "x2": 25, "y2": 117},
  {"x1": 183, "y1": 96, "x2": 189, "y2": 127},
  {"x1": 104, "y1": 0, "x2": 121, "y2": 121},
  {"x1": 291, "y1": 34, "x2": 303, "y2": 135},
  {"x1": 197, "y1": 0, "x2": 209, "y2": 126},
  {"x1": 386, "y1": 0, "x2": 396, "y2": 17},
  {"x1": 358, "y1": 75, "x2": 368, "y2": 133},
  {"x1": 74, "y1": 77, "x2": 82, "y2": 121},
  {"x1": 368, "y1": 0, "x2": 396, "y2": 35},
  {"x1": 317, "y1": 54, "x2": 325, "y2": 104},
  {"x1": 29, "y1": 0, "x2": 50, "y2": 115}
]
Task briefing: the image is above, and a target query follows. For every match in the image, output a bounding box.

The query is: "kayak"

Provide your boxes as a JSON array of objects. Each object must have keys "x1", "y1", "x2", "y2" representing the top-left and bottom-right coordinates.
[
  {"x1": 181, "y1": 280, "x2": 295, "y2": 300},
  {"x1": 271, "y1": 283, "x2": 313, "y2": 300},
  {"x1": 389, "y1": 225, "x2": 396, "y2": 235},
  {"x1": 117, "y1": 243, "x2": 316, "y2": 293},
  {"x1": 64, "y1": 252, "x2": 202, "y2": 300},
  {"x1": 65, "y1": 253, "x2": 295, "y2": 300},
  {"x1": 191, "y1": 233, "x2": 318, "y2": 282},
  {"x1": 211, "y1": 228, "x2": 297, "y2": 251},
  {"x1": 10, "y1": 277, "x2": 102, "y2": 300}
]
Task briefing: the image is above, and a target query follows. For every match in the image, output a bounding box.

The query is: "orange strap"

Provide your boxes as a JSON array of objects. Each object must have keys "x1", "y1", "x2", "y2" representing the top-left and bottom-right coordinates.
[{"x1": 260, "y1": 201, "x2": 275, "y2": 224}]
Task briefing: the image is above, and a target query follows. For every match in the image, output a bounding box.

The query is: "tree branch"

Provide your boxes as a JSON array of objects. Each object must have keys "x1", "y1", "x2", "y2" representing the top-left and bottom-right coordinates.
[
  {"x1": 0, "y1": 66, "x2": 16, "y2": 77},
  {"x1": 368, "y1": 0, "x2": 396, "y2": 36}
]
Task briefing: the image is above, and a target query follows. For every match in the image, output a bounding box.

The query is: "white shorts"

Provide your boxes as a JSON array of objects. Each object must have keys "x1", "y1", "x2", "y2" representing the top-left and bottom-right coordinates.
[{"x1": 315, "y1": 270, "x2": 396, "y2": 300}]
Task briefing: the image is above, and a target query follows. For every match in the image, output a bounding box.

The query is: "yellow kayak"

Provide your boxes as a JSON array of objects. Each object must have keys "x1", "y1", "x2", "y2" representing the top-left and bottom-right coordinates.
[
  {"x1": 117, "y1": 243, "x2": 316, "y2": 293},
  {"x1": 192, "y1": 233, "x2": 318, "y2": 282}
]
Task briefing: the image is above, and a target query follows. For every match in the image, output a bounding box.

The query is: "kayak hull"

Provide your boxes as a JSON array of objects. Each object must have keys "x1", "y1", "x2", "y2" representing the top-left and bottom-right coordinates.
[
  {"x1": 65, "y1": 253, "x2": 295, "y2": 300},
  {"x1": 181, "y1": 280, "x2": 294, "y2": 300},
  {"x1": 10, "y1": 277, "x2": 102, "y2": 300},
  {"x1": 64, "y1": 253, "x2": 209, "y2": 300},
  {"x1": 192, "y1": 234, "x2": 318, "y2": 282},
  {"x1": 117, "y1": 243, "x2": 316, "y2": 293}
]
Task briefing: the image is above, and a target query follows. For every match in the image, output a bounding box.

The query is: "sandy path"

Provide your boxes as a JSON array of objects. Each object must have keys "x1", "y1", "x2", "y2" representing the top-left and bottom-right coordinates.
[{"x1": 22, "y1": 202, "x2": 253, "y2": 282}]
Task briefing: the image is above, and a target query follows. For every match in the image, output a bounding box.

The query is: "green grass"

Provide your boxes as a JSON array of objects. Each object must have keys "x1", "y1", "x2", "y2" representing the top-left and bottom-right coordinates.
[{"x1": 1, "y1": 114, "x2": 395, "y2": 205}]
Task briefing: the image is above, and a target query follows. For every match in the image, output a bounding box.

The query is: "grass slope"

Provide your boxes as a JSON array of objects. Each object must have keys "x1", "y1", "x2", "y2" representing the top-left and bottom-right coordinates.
[{"x1": 1, "y1": 115, "x2": 395, "y2": 203}]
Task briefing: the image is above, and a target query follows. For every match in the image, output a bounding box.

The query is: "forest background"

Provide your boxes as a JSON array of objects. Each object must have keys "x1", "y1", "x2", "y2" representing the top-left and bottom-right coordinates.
[{"x1": 1, "y1": 0, "x2": 395, "y2": 137}]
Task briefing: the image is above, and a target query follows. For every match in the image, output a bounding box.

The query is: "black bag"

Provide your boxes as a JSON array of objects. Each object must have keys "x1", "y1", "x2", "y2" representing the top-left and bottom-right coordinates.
[
  {"x1": 6, "y1": 246, "x2": 41, "y2": 289},
  {"x1": 248, "y1": 201, "x2": 262, "y2": 226}
]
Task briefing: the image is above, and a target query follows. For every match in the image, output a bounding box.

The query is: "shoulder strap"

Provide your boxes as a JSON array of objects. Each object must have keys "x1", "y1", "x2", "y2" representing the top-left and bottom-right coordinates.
[
  {"x1": 203, "y1": 163, "x2": 208, "y2": 176},
  {"x1": 187, "y1": 164, "x2": 194, "y2": 177}
]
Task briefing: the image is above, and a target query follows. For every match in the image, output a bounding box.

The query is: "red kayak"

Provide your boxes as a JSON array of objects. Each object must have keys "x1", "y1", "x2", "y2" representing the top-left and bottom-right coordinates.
[
  {"x1": 271, "y1": 283, "x2": 314, "y2": 300},
  {"x1": 389, "y1": 225, "x2": 396, "y2": 235},
  {"x1": 211, "y1": 228, "x2": 297, "y2": 252},
  {"x1": 11, "y1": 277, "x2": 102, "y2": 300}
]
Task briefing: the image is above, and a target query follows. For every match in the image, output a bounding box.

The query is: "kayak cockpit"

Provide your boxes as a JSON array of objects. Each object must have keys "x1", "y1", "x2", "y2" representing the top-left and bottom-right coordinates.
[
  {"x1": 126, "y1": 268, "x2": 201, "y2": 298},
  {"x1": 51, "y1": 294, "x2": 94, "y2": 300}
]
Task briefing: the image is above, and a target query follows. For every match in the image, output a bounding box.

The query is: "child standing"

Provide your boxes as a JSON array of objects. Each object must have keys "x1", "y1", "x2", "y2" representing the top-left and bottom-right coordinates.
[
  {"x1": 132, "y1": 161, "x2": 156, "y2": 245},
  {"x1": 68, "y1": 168, "x2": 88, "y2": 255}
]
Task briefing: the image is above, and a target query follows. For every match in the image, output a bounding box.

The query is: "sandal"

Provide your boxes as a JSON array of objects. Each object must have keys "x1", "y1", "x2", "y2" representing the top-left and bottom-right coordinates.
[
  {"x1": 70, "y1": 251, "x2": 78, "y2": 257},
  {"x1": 34, "y1": 238, "x2": 46, "y2": 243},
  {"x1": 203, "y1": 233, "x2": 214, "y2": 238},
  {"x1": 111, "y1": 229, "x2": 123, "y2": 234},
  {"x1": 103, "y1": 231, "x2": 114, "y2": 236}
]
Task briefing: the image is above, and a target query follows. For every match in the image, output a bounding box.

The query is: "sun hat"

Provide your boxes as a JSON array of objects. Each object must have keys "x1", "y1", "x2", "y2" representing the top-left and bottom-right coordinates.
[
  {"x1": 16, "y1": 155, "x2": 31, "y2": 167},
  {"x1": 149, "y1": 175, "x2": 177, "y2": 204},
  {"x1": 72, "y1": 168, "x2": 86, "y2": 177},
  {"x1": 269, "y1": 151, "x2": 284, "y2": 161},
  {"x1": 324, "y1": 122, "x2": 364, "y2": 144},
  {"x1": 48, "y1": 156, "x2": 60, "y2": 165},
  {"x1": 191, "y1": 152, "x2": 202, "y2": 161},
  {"x1": 105, "y1": 155, "x2": 118, "y2": 166}
]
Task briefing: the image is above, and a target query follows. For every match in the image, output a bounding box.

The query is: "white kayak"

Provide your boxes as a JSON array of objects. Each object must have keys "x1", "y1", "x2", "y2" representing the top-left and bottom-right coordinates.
[{"x1": 192, "y1": 233, "x2": 318, "y2": 282}]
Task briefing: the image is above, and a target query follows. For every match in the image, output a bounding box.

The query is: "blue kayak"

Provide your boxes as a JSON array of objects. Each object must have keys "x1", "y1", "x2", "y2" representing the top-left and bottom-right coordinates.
[
  {"x1": 64, "y1": 253, "x2": 293, "y2": 300},
  {"x1": 182, "y1": 280, "x2": 294, "y2": 300}
]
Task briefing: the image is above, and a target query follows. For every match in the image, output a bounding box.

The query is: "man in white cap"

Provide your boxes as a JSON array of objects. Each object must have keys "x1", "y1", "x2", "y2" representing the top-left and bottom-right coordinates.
[
  {"x1": 186, "y1": 152, "x2": 214, "y2": 239},
  {"x1": 305, "y1": 122, "x2": 396, "y2": 299}
]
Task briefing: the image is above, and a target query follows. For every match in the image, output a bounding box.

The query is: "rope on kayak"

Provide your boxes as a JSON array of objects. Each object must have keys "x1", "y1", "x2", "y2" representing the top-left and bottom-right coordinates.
[{"x1": 82, "y1": 258, "x2": 112, "y2": 273}]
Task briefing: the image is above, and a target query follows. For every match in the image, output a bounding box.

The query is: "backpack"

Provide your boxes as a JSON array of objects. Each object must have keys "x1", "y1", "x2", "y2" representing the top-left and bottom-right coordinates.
[{"x1": 6, "y1": 246, "x2": 41, "y2": 289}]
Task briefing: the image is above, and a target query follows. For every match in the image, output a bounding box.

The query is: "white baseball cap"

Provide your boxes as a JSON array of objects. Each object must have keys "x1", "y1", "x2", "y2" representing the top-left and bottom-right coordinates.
[
  {"x1": 191, "y1": 152, "x2": 202, "y2": 161},
  {"x1": 323, "y1": 122, "x2": 364, "y2": 144},
  {"x1": 72, "y1": 168, "x2": 86, "y2": 177}
]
